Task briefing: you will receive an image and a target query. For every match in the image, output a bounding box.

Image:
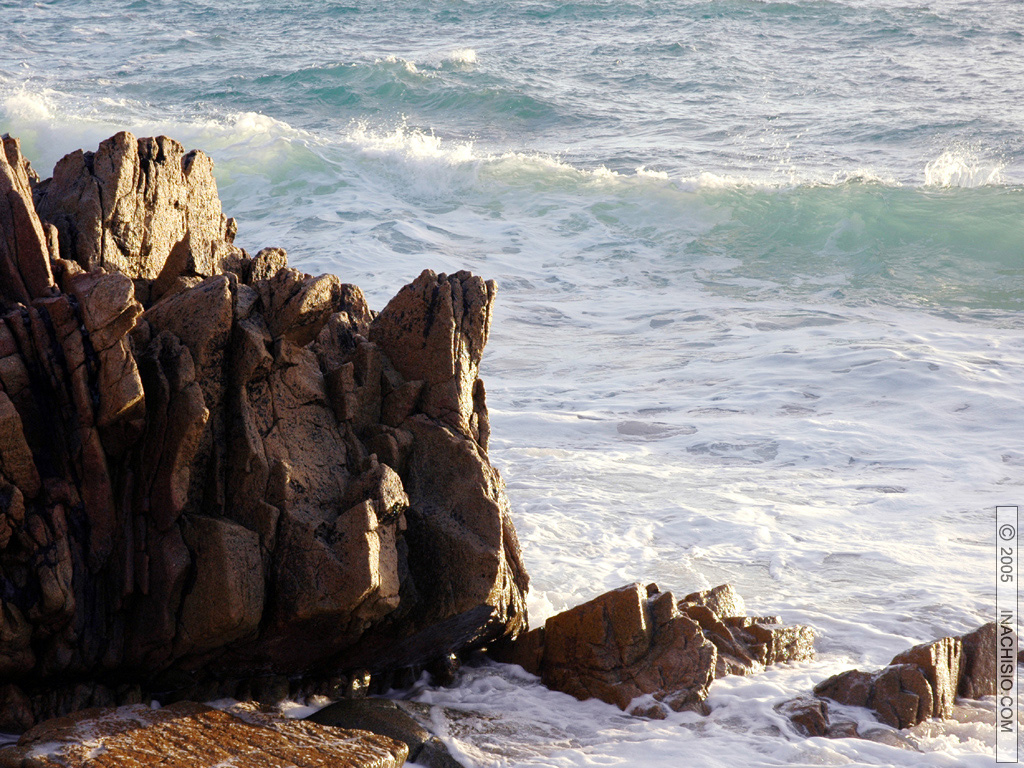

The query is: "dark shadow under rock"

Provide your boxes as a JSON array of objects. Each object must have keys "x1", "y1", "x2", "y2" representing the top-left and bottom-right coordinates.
[{"x1": 307, "y1": 698, "x2": 465, "y2": 768}]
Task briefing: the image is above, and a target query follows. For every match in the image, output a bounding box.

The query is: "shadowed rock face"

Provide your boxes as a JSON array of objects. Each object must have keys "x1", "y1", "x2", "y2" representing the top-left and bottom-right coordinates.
[
  {"x1": 0, "y1": 131, "x2": 529, "y2": 731},
  {"x1": 306, "y1": 698, "x2": 466, "y2": 768}
]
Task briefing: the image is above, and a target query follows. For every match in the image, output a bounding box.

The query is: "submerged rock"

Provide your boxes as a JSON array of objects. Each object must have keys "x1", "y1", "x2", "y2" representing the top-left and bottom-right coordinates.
[
  {"x1": 0, "y1": 132, "x2": 529, "y2": 729},
  {"x1": 781, "y1": 622, "x2": 1003, "y2": 736},
  {"x1": 491, "y1": 582, "x2": 813, "y2": 718},
  {"x1": 775, "y1": 695, "x2": 830, "y2": 738}
]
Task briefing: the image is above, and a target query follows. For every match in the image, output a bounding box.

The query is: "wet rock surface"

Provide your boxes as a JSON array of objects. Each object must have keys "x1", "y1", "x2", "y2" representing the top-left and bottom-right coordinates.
[
  {"x1": 490, "y1": 582, "x2": 814, "y2": 718},
  {"x1": 775, "y1": 622, "x2": 1003, "y2": 737},
  {"x1": 0, "y1": 701, "x2": 407, "y2": 768},
  {"x1": 0, "y1": 131, "x2": 528, "y2": 729},
  {"x1": 307, "y1": 698, "x2": 466, "y2": 768}
]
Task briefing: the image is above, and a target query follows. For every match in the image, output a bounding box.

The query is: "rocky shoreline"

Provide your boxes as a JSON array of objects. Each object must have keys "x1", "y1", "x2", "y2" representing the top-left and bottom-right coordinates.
[{"x1": 0, "y1": 131, "x2": 1005, "y2": 765}]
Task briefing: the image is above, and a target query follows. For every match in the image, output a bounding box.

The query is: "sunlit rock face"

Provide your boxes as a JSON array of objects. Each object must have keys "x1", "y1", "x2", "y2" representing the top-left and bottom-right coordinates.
[
  {"x1": 490, "y1": 582, "x2": 814, "y2": 719},
  {"x1": 0, "y1": 701, "x2": 408, "y2": 768}
]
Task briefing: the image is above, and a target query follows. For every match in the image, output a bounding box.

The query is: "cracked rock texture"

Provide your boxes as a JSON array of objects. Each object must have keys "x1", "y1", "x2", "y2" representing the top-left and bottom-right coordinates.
[
  {"x1": 0, "y1": 131, "x2": 528, "y2": 731},
  {"x1": 491, "y1": 582, "x2": 814, "y2": 718},
  {"x1": 0, "y1": 701, "x2": 407, "y2": 768}
]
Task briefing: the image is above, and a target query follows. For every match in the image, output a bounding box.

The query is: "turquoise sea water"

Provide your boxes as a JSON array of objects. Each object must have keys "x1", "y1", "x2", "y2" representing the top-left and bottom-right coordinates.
[{"x1": 2, "y1": 1, "x2": 1022, "y2": 765}]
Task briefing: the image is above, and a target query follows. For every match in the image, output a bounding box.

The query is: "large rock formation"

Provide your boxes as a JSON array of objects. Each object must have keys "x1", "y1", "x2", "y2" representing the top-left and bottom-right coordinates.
[
  {"x1": 491, "y1": 582, "x2": 814, "y2": 718},
  {"x1": 0, "y1": 131, "x2": 528, "y2": 731}
]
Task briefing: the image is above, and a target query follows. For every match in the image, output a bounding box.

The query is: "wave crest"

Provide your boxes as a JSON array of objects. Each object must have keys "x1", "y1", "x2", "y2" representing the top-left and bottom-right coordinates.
[{"x1": 923, "y1": 148, "x2": 1004, "y2": 188}]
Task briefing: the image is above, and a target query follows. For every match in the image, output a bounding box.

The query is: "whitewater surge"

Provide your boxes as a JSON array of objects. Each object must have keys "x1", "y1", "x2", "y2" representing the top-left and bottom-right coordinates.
[{"x1": 2, "y1": 0, "x2": 1023, "y2": 764}]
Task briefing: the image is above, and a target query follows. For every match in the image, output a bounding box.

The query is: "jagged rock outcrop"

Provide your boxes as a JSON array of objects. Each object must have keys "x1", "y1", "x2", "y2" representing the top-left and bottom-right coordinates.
[
  {"x1": 33, "y1": 132, "x2": 242, "y2": 302},
  {"x1": 491, "y1": 582, "x2": 814, "y2": 718},
  {"x1": 778, "y1": 622, "x2": 1000, "y2": 737},
  {"x1": 0, "y1": 131, "x2": 529, "y2": 731},
  {"x1": 0, "y1": 136, "x2": 55, "y2": 307},
  {"x1": 0, "y1": 701, "x2": 407, "y2": 768}
]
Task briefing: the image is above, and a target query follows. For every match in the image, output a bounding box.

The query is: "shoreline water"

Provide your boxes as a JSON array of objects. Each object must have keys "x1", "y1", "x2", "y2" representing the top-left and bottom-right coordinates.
[
  {"x1": 3, "y1": 0, "x2": 1022, "y2": 763},
  {"x1": 0, "y1": 123, "x2": 1014, "y2": 764}
]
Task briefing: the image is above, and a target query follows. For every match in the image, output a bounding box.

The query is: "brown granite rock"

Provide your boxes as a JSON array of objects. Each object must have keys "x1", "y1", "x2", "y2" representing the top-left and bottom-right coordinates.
[
  {"x1": 533, "y1": 584, "x2": 717, "y2": 715},
  {"x1": 143, "y1": 274, "x2": 234, "y2": 411},
  {"x1": 723, "y1": 616, "x2": 816, "y2": 668},
  {"x1": 814, "y1": 668, "x2": 875, "y2": 710},
  {"x1": 815, "y1": 663, "x2": 934, "y2": 731},
  {"x1": 811, "y1": 623, "x2": 998, "y2": 734},
  {"x1": 491, "y1": 583, "x2": 813, "y2": 717},
  {"x1": 400, "y1": 415, "x2": 528, "y2": 638},
  {"x1": 63, "y1": 271, "x2": 146, "y2": 431},
  {"x1": 490, "y1": 624, "x2": 546, "y2": 677},
  {"x1": 678, "y1": 604, "x2": 760, "y2": 677},
  {"x1": 0, "y1": 682, "x2": 34, "y2": 733},
  {"x1": 134, "y1": 331, "x2": 209, "y2": 532},
  {"x1": 0, "y1": 701, "x2": 407, "y2": 768},
  {"x1": 890, "y1": 634, "x2": 962, "y2": 720},
  {"x1": 371, "y1": 269, "x2": 494, "y2": 447},
  {"x1": 776, "y1": 695, "x2": 829, "y2": 737},
  {"x1": 682, "y1": 583, "x2": 745, "y2": 619},
  {"x1": 257, "y1": 266, "x2": 345, "y2": 346},
  {"x1": 0, "y1": 131, "x2": 530, "y2": 729},
  {"x1": 0, "y1": 134, "x2": 54, "y2": 308},
  {"x1": 249, "y1": 246, "x2": 288, "y2": 284},
  {"x1": 0, "y1": 391, "x2": 41, "y2": 497},
  {"x1": 307, "y1": 698, "x2": 466, "y2": 768},
  {"x1": 175, "y1": 515, "x2": 264, "y2": 656},
  {"x1": 34, "y1": 132, "x2": 238, "y2": 294},
  {"x1": 958, "y1": 621, "x2": 997, "y2": 699}
]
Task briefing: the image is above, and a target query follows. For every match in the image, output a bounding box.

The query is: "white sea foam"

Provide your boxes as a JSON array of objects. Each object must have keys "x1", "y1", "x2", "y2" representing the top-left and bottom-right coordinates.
[
  {"x1": 1, "y1": 3, "x2": 1021, "y2": 762},
  {"x1": 2, "y1": 87, "x2": 56, "y2": 122},
  {"x1": 443, "y1": 48, "x2": 478, "y2": 66},
  {"x1": 375, "y1": 55, "x2": 421, "y2": 75},
  {"x1": 923, "y1": 148, "x2": 1004, "y2": 188}
]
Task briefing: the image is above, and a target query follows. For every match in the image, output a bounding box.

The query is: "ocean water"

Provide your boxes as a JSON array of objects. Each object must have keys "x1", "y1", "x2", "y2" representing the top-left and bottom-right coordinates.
[{"x1": 2, "y1": 1, "x2": 1021, "y2": 765}]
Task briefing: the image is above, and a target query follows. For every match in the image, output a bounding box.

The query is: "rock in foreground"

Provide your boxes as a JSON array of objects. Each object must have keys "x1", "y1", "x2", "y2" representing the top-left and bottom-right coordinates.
[
  {"x1": 0, "y1": 131, "x2": 528, "y2": 728},
  {"x1": 0, "y1": 702, "x2": 407, "y2": 768}
]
